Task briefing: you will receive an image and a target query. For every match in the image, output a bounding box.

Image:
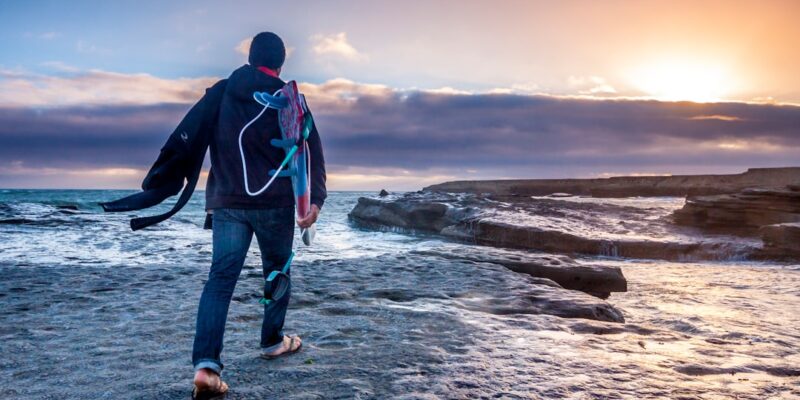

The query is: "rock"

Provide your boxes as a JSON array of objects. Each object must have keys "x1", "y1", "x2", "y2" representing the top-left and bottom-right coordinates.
[
  {"x1": 756, "y1": 222, "x2": 800, "y2": 260},
  {"x1": 673, "y1": 188, "x2": 800, "y2": 235},
  {"x1": 444, "y1": 219, "x2": 755, "y2": 262},
  {"x1": 424, "y1": 167, "x2": 800, "y2": 198},
  {"x1": 379, "y1": 189, "x2": 389, "y2": 197},
  {"x1": 349, "y1": 193, "x2": 629, "y2": 296},
  {"x1": 348, "y1": 194, "x2": 476, "y2": 233},
  {"x1": 673, "y1": 187, "x2": 800, "y2": 260},
  {"x1": 414, "y1": 246, "x2": 627, "y2": 298},
  {"x1": 0, "y1": 218, "x2": 32, "y2": 225},
  {"x1": 349, "y1": 191, "x2": 760, "y2": 262},
  {"x1": 364, "y1": 252, "x2": 626, "y2": 323}
]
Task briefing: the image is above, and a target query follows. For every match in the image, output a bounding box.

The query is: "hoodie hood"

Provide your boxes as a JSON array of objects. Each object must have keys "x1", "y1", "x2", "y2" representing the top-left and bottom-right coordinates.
[{"x1": 226, "y1": 64, "x2": 286, "y2": 103}]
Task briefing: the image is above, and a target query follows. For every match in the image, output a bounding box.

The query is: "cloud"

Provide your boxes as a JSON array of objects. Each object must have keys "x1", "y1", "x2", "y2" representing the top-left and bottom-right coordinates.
[
  {"x1": 23, "y1": 32, "x2": 61, "y2": 40},
  {"x1": 567, "y1": 76, "x2": 617, "y2": 95},
  {"x1": 489, "y1": 82, "x2": 540, "y2": 95},
  {"x1": 328, "y1": 166, "x2": 458, "y2": 191},
  {"x1": 40, "y1": 61, "x2": 81, "y2": 73},
  {"x1": 1, "y1": 73, "x2": 799, "y2": 189},
  {"x1": 1, "y1": 162, "x2": 141, "y2": 177},
  {"x1": 0, "y1": 103, "x2": 189, "y2": 170},
  {"x1": 39, "y1": 32, "x2": 61, "y2": 40},
  {"x1": 298, "y1": 78, "x2": 393, "y2": 109},
  {"x1": 302, "y1": 86, "x2": 800, "y2": 175},
  {"x1": 310, "y1": 32, "x2": 366, "y2": 61},
  {"x1": 688, "y1": 114, "x2": 743, "y2": 121},
  {"x1": 76, "y1": 40, "x2": 110, "y2": 54},
  {"x1": 235, "y1": 37, "x2": 252, "y2": 57},
  {"x1": 0, "y1": 161, "x2": 146, "y2": 189},
  {"x1": 422, "y1": 87, "x2": 472, "y2": 95},
  {"x1": 0, "y1": 67, "x2": 218, "y2": 107}
]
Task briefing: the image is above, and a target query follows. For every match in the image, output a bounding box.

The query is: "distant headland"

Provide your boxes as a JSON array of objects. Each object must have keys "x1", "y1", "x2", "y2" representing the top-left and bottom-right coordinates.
[{"x1": 424, "y1": 167, "x2": 800, "y2": 197}]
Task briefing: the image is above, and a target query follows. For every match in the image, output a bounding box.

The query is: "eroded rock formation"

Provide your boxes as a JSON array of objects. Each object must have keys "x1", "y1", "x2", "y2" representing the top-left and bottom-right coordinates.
[
  {"x1": 673, "y1": 187, "x2": 800, "y2": 235},
  {"x1": 349, "y1": 193, "x2": 631, "y2": 298},
  {"x1": 349, "y1": 192, "x2": 759, "y2": 263},
  {"x1": 757, "y1": 222, "x2": 800, "y2": 260}
]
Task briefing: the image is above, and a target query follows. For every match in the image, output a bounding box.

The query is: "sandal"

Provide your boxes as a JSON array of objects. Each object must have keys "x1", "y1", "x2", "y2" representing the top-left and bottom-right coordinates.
[
  {"x1": 192, "y1": 369, "x2": 229, "y2": 400},
  {"x1": 261, "y1": 335, "x2": 303, "y2": 360}
]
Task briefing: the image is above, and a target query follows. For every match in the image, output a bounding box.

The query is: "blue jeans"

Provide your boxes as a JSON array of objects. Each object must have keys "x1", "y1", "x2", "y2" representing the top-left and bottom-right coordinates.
[{"x1": 192, "y1": 207, "x2": 295, "y2": 374}]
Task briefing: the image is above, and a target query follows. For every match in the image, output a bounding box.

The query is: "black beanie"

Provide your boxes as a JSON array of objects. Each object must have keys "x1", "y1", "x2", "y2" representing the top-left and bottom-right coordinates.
[{"x1": 248, "y1": 32, "x2": 286, "y2": 69}]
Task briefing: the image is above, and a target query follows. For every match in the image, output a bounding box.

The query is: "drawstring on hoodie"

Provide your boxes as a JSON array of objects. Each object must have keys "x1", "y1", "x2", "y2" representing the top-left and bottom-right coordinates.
[
  {"x1": 238, "y1": 94, "x2": 285, "y2": 196},
  {"x1": 239, "y1": 66, "x2": 285, "y2": 197}
]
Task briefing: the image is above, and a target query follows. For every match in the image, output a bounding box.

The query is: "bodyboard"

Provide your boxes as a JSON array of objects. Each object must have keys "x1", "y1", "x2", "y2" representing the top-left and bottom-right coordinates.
[{"x1": 275, "y1": 81, "x2": 311, "y2": 222}]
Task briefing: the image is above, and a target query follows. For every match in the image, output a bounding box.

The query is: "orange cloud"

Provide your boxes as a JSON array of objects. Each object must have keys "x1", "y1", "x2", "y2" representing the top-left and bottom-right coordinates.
[
  {"x1": 327, "y1": 167, "x2": 457, "y2": 191},
  {"x1": 310, "y1": 32, "x2": 367, "y2": 62},
  {"x1": 0, "y1": 67, "x2": 217, "y2": 107},
  {"x1": 688, "y1": 115, "x2": 743, "y2": 122}
]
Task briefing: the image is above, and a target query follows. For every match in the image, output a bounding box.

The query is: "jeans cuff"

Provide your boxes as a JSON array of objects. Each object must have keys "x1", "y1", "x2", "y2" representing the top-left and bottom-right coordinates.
[
  {"x1": 194, "y1": 359, "x2": 223, "y2": 375},
  {"x1": 260, "y1": 334, "x2": 285, "y2": 353}
]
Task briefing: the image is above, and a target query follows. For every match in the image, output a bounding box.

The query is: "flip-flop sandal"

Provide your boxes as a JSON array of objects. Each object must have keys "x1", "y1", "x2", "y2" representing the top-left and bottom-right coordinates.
[
  {"x1": 261, "y1": 335, "x2": 303, "y2": 360},
  {"x1": 192, "y1": 375, "x2": 229, "y2": 400}
]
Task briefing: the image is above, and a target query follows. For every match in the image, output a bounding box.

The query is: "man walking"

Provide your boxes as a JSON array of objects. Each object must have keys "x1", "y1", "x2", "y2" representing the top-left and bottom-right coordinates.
[{"x1": 191, "y1": 31, "x2": 327, "y2": 397}]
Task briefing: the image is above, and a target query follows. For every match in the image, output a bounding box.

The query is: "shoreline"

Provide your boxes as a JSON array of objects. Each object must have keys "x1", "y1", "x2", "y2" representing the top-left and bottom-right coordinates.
[
  {"x1": 1, "y1": 189, "x2": 798, "y2": 398},
  {"x1": 353, "y1": 167, "x2": 800, "y2": 263}
]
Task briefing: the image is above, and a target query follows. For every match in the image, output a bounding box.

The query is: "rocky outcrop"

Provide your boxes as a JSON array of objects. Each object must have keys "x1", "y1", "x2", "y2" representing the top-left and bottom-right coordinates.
[
  {"x1": 348, "y1": 194, "x2": 478, "y2": 233},
  {"x1": 444, "y1": 219, "x2": 754, "y2": 262},
  {"x1": 672, "y1": 185, "x2": 800, "y2": 260},
  {"x1": 424, "y1": 167, "x2": 800, "y2": 198},
  {"x1": 673, "y1": 187, "x2": 800, "y2": 235},
  {"x1": 756, "y1": 222, "x2": 800, "y2": 260},
  {"x1": 347, "y1": 252, "x2": 626, "y2": 323},
  {"x1": 349, "y1": 192, "x2": 759, "y2": 263},
  {"x1": 413, "y1": 246, "x2": 626, "y2": 299},
  {"x1": 349, "y1": 193, "x2": 627, "y2": 298},
  {"x1": 350, "y1": 194, "x2": 632, "y2": 297}
]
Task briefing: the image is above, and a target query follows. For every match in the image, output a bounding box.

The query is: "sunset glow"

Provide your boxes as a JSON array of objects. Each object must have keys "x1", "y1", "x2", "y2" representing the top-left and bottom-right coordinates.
[
  {"x1": 0, "y1": 1, "x2": 798, "y2": 189},
  {"x1": 1, "y1": 3, "x2": 799, "y2": 399},
  {"x1": 629, "y1": 59, "x2": 734, "y2": 102}
]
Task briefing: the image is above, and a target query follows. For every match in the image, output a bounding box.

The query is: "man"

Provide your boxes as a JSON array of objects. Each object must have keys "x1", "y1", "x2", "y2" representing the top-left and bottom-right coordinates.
[{"x1": 192, "y1": 31, "x2": 327, "y2": 397}]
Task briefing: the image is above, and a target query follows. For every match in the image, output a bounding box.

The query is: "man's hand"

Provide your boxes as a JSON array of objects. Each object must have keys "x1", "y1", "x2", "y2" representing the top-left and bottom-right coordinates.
[{"x1": 297, "y1": 204, "x2": 320, "y2": 229}]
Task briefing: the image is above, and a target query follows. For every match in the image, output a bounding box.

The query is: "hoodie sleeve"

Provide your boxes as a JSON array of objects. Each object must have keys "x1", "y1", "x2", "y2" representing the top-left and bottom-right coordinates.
[{"x1": 306, "y1": 111, "x2": 327, "y2": 210}]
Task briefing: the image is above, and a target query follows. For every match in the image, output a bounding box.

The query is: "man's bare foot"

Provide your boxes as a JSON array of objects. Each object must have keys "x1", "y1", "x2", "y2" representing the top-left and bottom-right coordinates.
[
  {"x1": 193, "y1": 368, "x2": 228, "y2": 399},
  {"x1": 262, "y1": 335, "x2": 302, "y2": 359}
]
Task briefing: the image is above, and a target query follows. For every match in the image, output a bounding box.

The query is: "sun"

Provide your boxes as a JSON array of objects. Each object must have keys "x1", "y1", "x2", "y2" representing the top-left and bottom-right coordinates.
[{"x1": 629, "y1": 60, "x2": 733, "y2": 102}]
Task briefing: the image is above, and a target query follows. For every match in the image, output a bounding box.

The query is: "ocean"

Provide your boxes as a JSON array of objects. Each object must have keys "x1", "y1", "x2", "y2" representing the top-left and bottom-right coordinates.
[{"x1": 1, "y1": 189, "x2": 798, "y2": 399}]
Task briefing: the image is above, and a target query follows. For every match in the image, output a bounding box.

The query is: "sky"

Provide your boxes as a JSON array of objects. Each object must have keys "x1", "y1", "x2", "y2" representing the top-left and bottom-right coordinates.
[{"x1": 0, "y1": 0, "x2": 798, "y2": 190}]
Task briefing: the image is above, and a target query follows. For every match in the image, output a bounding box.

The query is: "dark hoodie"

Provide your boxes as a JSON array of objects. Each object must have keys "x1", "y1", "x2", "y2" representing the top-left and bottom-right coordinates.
[{"x1": 205, "y1": 64, "x2": 327, "y2": 210}]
